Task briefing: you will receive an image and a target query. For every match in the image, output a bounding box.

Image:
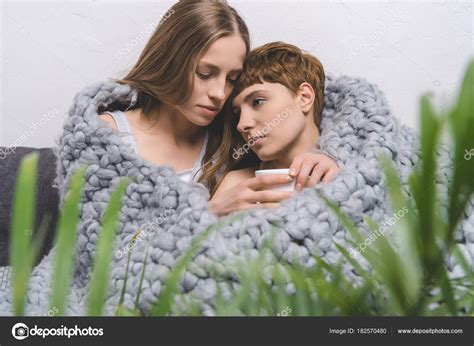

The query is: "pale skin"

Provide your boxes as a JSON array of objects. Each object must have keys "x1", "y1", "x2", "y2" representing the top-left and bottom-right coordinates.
[{"x1": 209, "y1": 81, "x2": 340, "y2": 216}]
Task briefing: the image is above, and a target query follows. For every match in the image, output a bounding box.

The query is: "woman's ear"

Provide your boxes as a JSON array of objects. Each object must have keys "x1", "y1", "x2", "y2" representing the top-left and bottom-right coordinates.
[{"x1": 298, "y1": 82, "x2": 315, "y2": 115}]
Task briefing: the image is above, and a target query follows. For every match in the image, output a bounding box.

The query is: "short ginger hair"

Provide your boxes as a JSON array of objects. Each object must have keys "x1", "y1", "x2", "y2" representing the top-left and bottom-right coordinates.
[{"x1": 233, "y1": 41, "x2": 325, "y2": 128}]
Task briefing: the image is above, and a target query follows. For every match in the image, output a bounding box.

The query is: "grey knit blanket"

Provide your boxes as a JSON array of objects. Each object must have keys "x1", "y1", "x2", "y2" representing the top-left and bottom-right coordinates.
[{"x1": 0, "y1": 75, "x2": 472, "y2": 316}]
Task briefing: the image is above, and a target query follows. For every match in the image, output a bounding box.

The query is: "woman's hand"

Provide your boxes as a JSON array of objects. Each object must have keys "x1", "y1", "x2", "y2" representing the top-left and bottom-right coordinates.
[
  {"x1": 289, "y1": 152, "x2": 340, "y2": 191},
  {"x1": 209, "y1": 173, "x2": 295, "y2": 217}
]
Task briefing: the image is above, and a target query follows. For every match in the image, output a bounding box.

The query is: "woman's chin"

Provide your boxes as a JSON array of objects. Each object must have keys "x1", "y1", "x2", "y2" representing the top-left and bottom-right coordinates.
[
  {"x1": 190, "y1": 116, "x2": 213, "y2": 127},
  {"x1": 254, "y1": 149, "x2": 275, "y2": 162},
  {"x1": 255, "y1": 146, "x2": 290, "y2": 165}
]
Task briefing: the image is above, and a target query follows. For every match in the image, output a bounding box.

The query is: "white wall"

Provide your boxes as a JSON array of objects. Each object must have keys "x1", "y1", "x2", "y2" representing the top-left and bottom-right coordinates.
[{"x1": 1, "y1": 0, "x2": 472, "y2": 148}]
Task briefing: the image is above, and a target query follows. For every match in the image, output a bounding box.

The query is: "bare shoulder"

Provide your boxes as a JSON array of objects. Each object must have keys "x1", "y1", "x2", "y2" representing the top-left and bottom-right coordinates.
[{"x1": 98, "y1": 112, "x2": 118, "y2": 130}]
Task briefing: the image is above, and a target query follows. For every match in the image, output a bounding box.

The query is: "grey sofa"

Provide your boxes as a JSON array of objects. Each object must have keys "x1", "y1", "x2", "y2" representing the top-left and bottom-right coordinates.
[{"x1": 0, "y1": 147, "x2": 59, "y2": 266}]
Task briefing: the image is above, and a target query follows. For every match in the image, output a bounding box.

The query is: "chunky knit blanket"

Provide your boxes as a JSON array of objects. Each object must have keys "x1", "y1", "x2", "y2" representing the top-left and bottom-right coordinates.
[{"x1": 0, "y1": 75, "x2": 472, "y2": 316}]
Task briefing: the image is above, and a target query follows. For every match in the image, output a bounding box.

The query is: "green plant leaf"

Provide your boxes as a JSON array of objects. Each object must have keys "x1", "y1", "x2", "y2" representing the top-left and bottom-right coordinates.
[
  {"x1": 10, "y1": 153, "x2": 38, "y2": 315},
  {"x1": 50, "y1": 166, "x2": 86, "y2": 315}
]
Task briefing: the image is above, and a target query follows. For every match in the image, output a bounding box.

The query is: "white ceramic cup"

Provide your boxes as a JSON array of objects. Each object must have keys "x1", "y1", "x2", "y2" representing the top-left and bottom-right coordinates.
[{"x1": 254, "y1": 168, "x2": 296, "y2": 192}]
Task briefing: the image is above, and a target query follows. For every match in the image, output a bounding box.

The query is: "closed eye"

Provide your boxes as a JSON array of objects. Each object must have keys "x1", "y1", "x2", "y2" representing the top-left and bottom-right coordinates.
[
  {"x1": 197, "y1": 72, "x2": 211, "y2": 80},
  {"x1": 228, "y1": 77, "x2": 238, "y2": 85}
]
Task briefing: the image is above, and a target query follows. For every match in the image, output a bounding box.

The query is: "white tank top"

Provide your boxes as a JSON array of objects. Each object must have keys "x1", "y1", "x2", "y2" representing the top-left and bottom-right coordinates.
[{"x1": 104, "y1": 110, "x2": 209, "y2": 184}]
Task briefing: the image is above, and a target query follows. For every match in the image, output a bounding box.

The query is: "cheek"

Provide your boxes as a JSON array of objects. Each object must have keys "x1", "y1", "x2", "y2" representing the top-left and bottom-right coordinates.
[
  {"x1": 268, "y1": 114, "x2": 303, "y2": 145},
  {"x1": 286, "y1": 115, "x2": 306, "y2": 136},
  {"x1": 174, "y1": 105, "x2": 187, "y2": 118},
  {"x1": 265, "y1": 105, "x2": 294, "y2": 132},
  {"x1": 176, "y1": 101, "x2": 193, "y2": 116},
  {"x1": 187, "y1": 80, "x2": 206, "y2": 103},
  {"x1": 194, "y1": 84, "x2": 206, "y2": 100}
]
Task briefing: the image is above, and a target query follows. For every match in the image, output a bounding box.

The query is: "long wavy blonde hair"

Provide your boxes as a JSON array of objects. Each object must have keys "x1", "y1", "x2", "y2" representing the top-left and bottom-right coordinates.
[{"x1": 115, "y1": 0, "x2": 250, "y2": 196}]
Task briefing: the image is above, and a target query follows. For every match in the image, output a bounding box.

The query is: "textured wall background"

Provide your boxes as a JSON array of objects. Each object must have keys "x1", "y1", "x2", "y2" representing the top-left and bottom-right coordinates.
[{"x1": 1, "y1": 0, "x2": 473, "y2": 148}]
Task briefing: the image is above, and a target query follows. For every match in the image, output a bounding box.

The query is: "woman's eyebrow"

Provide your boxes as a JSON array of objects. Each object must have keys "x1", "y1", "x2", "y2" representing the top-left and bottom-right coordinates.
[
  {"x1": 243, "y1": 90, "x2": 267, "y2": 103},
  {"x1": 232, "y1": 89, "x2": 268, "y2": 111},
  {"x1": 199, "y1": 61, "x2": 242, "y2": 74}
]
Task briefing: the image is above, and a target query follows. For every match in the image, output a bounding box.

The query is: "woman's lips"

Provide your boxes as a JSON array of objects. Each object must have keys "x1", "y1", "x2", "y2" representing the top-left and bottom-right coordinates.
[
  {"x1": 248, "y1": 135, "x2": 266, "y2": 147},
  {"x1": 198, "y1": 105, "x2": 219, "y2": 117}
]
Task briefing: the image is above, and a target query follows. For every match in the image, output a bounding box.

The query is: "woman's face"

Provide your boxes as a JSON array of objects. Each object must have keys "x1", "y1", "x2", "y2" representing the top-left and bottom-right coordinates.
[
  {"x1": 232, "y1": 82, "x2": 307, "y2": 162},
  {"x1": 176, "y1": 34, "x2": 247, "y2": 127}
]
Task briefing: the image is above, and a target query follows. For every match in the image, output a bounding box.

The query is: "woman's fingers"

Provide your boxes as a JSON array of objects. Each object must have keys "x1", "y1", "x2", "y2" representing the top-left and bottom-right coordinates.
[
  {"x1": 307, "y1": 163, "x2": 328, "y2": 187},
  {"x1": 289, "y1": 155, "x2": 304, "y2": 177},
  {"x1": 296, "y1": 158, "x2": 319, "y2": 191},
  {"x1": 248, "y1": 190, "x2": 293, "y2": 204},
  {"x1": 210, "y1": 175, "x2": 295, "y2": 216},
  {"x1": 322, "y1": 167, "x2": 340, "y2": 184},
  {"x1": 234, "y1": 202, "x2": 281, "y2": 213},
  {"x1": 246, "y1": 174, "x2": 294, "y2": 191},
  {"x1": 257, "y1": 203, "x2": 281, "y2": 209}
]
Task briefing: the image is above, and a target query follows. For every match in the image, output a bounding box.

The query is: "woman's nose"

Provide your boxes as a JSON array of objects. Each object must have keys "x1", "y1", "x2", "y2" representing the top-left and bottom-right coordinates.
[
  {"x1": 208, "y1": 77, "x2": 227, "y2": 103},
  {"x1": 237, "y1": 110, "x2": 255, "y2": 134}
]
